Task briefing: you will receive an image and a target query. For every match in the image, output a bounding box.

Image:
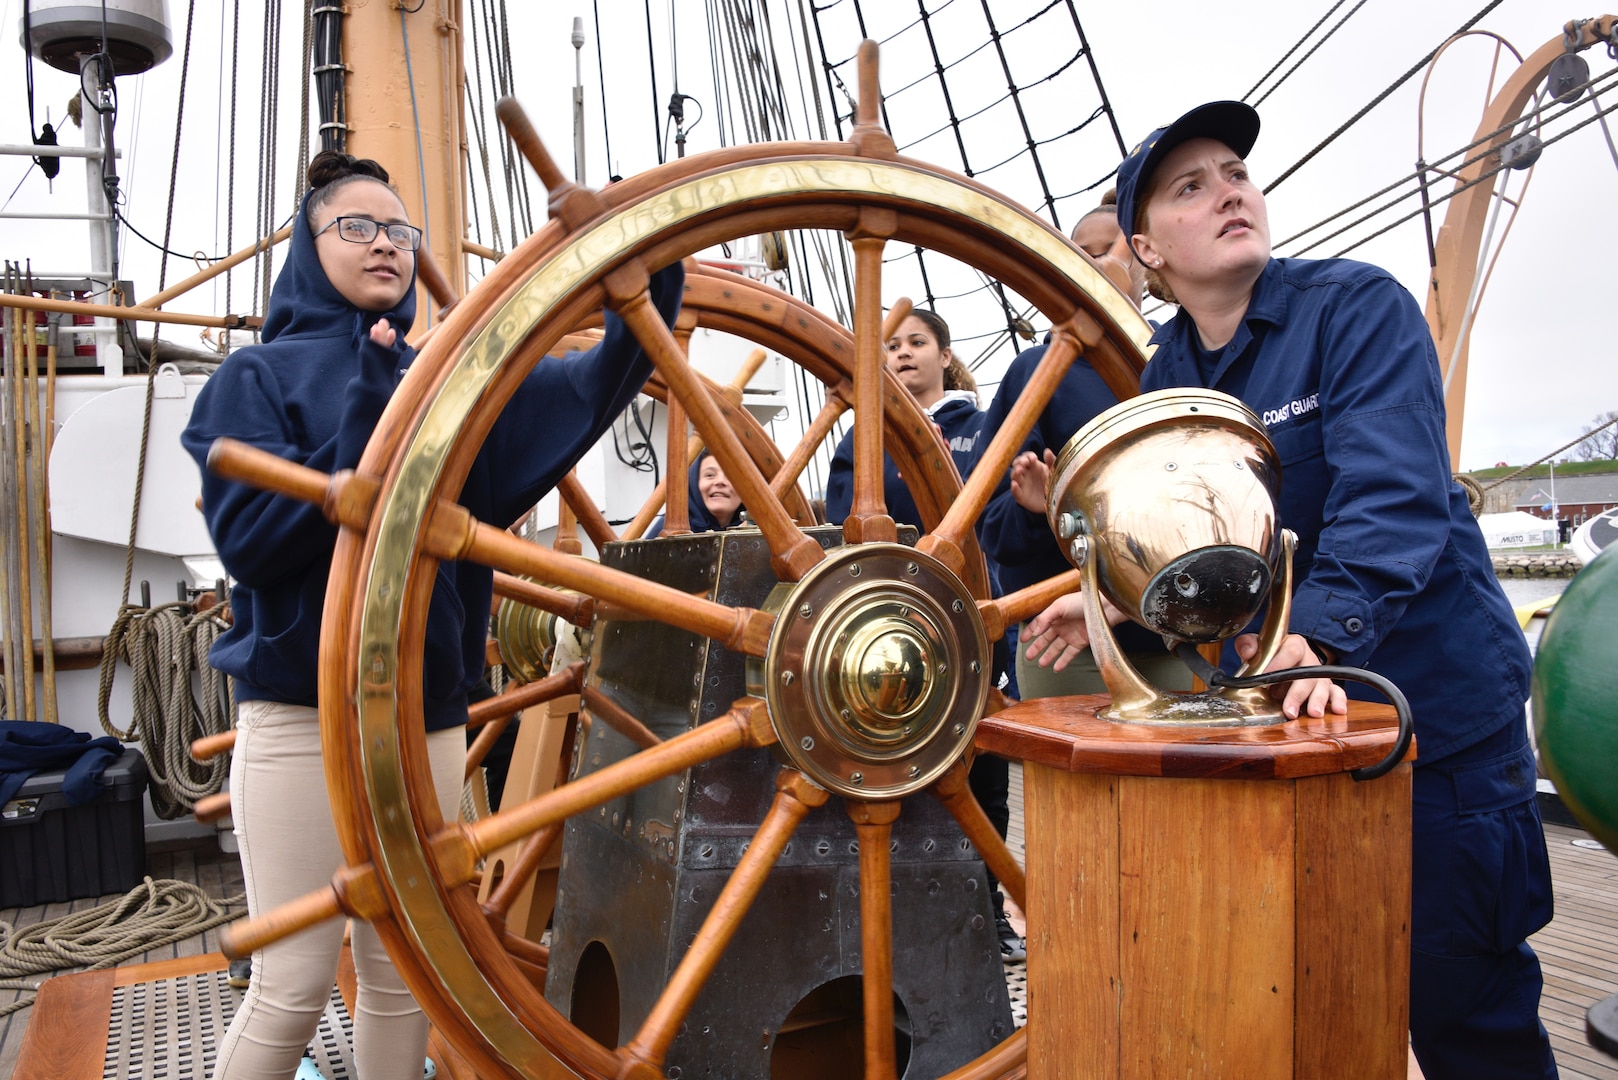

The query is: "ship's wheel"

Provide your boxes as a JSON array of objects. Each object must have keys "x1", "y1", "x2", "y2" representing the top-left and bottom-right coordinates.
[{"x1": 209, "y1": 41, "x2": 1152, "y2": 1080}]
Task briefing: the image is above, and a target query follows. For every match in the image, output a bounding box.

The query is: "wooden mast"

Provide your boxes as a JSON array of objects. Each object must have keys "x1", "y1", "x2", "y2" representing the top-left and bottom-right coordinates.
[
  {"x1": 341, "y1": 0, "x2": 469, "y2": 327},
  {"x1": 1425, "y1": 16, "x2": 1616, "y2": 468}
]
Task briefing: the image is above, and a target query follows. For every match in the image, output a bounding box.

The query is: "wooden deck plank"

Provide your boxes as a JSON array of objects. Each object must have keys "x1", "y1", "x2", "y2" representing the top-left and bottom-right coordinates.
[
  {"x1": 9, "y1": 968, "x2": 114, "y2": 1080},
  {"x1": 1534, "y1": 825, "x2": 1618, "y2": 1080}
]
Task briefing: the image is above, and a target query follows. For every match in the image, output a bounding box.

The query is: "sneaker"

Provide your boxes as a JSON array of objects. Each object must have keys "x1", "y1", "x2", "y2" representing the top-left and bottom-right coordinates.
[
  {"x1": 227, "y1": 957, "x2": 252, "y2": 989},
  {"x1": 293, "y1": 1058, "x2": 328, "y2": 1080},
  {"x1": 995, "y1": 911, "x2": 1026, "y2": 963}
]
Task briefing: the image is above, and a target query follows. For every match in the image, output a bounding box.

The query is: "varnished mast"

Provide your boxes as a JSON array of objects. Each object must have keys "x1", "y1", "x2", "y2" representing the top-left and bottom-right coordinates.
[{"x1": 341, "y1": 0, "x2": 470, "y2": 315}]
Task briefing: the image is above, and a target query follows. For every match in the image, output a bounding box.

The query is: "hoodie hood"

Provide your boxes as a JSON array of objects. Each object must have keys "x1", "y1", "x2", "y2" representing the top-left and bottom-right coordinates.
[
  {"x1": 260, "y1": 188, "x2": 418, "y2": 344},
  {"x1": 927, "y1": 389, "x2": 980, "y2": 418},
  {"x1": 684, "y1": 455, "x2": 744, "y2": 532}
]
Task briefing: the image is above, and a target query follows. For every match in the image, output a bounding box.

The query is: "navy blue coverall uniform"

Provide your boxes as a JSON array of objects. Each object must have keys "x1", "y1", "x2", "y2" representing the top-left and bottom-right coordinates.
[{"x1": 1141, "y1": 255, "x2": 1557, "y2": 1079}]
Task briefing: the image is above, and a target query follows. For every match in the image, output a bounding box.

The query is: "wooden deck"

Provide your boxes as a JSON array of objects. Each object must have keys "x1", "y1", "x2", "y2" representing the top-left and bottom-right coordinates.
[{"x1": 1, "y1": 768, "x2": 1614, "y2": 1078}]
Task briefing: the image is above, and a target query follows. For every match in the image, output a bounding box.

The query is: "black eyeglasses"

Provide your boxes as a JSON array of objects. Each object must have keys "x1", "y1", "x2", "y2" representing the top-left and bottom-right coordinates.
[{"x1": 313, "y1": 216, "x2": 423, "y2": 252}]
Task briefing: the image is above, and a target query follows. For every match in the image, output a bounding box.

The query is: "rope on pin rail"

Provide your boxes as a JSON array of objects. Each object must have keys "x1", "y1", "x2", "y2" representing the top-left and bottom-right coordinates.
[{"x1": 97, "y1": 597, "x2": 234, "y2": 818}]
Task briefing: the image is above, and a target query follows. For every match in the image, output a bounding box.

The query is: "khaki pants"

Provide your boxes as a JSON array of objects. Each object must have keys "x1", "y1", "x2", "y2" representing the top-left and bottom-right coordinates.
[{"x1": 214, "y1": 700, "x2": 463, "y2": 1080}]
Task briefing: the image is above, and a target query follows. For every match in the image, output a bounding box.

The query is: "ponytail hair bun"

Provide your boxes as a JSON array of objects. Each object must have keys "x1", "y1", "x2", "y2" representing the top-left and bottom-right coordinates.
[
  {"x1": 304, "y1": 150, "x2": 398, "y2": 230},
  {"x1": 307, "y1": 149, "x2": 390, "y2": 190}
]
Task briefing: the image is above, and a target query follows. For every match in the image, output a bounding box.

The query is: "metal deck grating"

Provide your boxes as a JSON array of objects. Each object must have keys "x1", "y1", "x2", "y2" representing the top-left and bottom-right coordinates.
[
  {"x1": 1005, "y1": 957, "x2": 1027, "y2": 1028},
  {"x1": 101, "y1": 970, "x2": 353, "y2": 1080}
]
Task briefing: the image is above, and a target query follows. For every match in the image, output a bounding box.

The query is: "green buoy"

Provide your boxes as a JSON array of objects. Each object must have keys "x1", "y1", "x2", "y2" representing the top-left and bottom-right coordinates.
[{"x1": 1532, "y1": 548, "x2": 1618, "y2": 853}]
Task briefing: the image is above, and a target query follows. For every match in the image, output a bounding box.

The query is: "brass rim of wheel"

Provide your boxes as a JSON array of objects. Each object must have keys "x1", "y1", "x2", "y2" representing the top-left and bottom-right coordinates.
[{"x1": 282, "y1": 48, "x2": 1154, "y2": 1080}]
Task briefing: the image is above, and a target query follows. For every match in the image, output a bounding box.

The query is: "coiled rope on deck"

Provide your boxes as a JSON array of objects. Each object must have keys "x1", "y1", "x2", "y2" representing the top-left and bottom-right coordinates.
[
  {"x1": 0, "y1": 877, "x2": 245, "y2": 1018},
  {"x1": 97, "y1": 599, "x2": 235, "y2": 818}
]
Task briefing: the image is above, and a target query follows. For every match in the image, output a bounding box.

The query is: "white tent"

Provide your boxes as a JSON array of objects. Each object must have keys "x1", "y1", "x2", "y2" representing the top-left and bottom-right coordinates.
[{"x1": 1477, "y1": 511, "x2": 1557, "y2": 549}]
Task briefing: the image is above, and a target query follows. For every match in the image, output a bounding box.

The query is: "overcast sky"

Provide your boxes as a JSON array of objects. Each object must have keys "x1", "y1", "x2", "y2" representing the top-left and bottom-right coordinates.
[{"x1": 2, "y1": 0, "x2": 1612, "y2": 472}]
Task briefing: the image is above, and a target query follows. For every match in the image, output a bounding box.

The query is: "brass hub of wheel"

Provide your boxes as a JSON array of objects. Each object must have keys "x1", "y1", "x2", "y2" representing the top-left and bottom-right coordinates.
[{"x1": 749, "y1": 543, "x2": 989, "y2": 799}]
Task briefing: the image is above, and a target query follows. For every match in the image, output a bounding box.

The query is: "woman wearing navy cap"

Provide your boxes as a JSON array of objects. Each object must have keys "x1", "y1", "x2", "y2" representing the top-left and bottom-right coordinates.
[{"x1": 1026, "y1": 101, "x2": 1556, "y2": 1078}]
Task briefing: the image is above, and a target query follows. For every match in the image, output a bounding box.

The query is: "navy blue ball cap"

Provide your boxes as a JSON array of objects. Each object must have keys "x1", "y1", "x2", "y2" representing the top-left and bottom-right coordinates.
[{"x1": 1115, "y1": 101, "x2": 1260, "y2": 238}]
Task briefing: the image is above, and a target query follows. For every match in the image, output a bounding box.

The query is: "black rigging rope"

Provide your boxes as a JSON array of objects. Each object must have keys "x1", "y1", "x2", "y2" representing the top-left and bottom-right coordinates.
[
  {"x1": 1278, "y1": 70, "x2": 1618, "y2": 257},
  {"x1": 1322, "y1": 91, "x2": 1618, "y2": 259},
  {"x1": 594, "y1": 0, "x2": 616, "y2": 174},
  {"x1": 914, "y1": 0, "x2": 973, "y2": 173},
  {"x1": 465, "y1": 0, "x2": 504, "y2": 253},
  {"x1": 645, "y1": 0, "x2": 665, "y2": 163},
  {"x1": 1264, "y1": 0, "x2": 1507, "y2": 194},
  {"x1": 1063, "y1": 0, "x2": 1126, "y2": 156},
  {"x1": 1250, "y1": 0, "x2": 1370, "y2": 108},
  {"x1": 1242, "y1": 0, "x2": 1350, "y2": 103},
  {"x1": 223, "y1": 0, "x2": 241, "y2": 326}
]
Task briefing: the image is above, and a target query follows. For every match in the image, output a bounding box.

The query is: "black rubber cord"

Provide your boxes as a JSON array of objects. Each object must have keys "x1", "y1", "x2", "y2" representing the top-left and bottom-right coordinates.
[{"x1": 1172, "y1": 644, "x2": 1414, "y2": 782}]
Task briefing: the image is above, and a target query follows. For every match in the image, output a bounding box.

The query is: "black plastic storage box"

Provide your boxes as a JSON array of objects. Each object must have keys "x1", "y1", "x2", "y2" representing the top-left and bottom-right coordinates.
[{"x1": 0, "y1": 748, "x2": 148, "y2": 908}]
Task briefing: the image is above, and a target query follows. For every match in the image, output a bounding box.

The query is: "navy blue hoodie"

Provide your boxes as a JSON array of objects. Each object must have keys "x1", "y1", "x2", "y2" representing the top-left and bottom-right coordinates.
[
  {"x1": 823, "y1": 392, "x2": 984, "y2": 527},
  {"x1": 182, "y1": 190, "x2": 684, "y2": 730}
]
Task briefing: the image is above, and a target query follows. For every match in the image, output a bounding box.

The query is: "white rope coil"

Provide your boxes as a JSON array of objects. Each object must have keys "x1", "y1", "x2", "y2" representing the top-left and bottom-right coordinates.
[{"x1": 0, "y1": 877, "x2": 245, "y2": 1017}]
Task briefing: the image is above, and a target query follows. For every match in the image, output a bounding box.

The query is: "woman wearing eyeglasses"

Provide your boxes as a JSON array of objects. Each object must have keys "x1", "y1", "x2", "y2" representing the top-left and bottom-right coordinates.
[{"x1": 182, "y1": 150, "x2": 684, "y2": 1079}]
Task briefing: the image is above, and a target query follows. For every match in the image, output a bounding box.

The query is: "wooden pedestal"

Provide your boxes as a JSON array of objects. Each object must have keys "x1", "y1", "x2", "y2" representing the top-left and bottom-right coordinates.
[{"x1": 978, "y1": 698, "x2": 1413, "y2": 1080}]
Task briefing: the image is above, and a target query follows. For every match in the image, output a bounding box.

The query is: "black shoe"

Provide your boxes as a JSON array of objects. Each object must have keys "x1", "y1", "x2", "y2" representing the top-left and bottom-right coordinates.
[
  {"x1": 227, "y1": 957, "x2": 252, "y2": 989},
  {"x1": 995, "y1": 911, "x2": 1026, "y2": 963}
]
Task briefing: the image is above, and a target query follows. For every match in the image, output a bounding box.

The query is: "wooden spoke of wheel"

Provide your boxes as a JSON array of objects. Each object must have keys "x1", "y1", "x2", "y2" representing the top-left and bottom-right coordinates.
[
  {"x1": 192, "y1": 792, "x2": 232, "y2": 825},
  {"x1": 481, "y1": 821, "x2": 563, "y2": 932},
  {"x1": 851, "y1": 799, "x2": 903, "y2": 1080},
  {"x1": 663, "y1": 389, "x2": 692, "y2": 536},
  {"x1": 461, "y1": 697, "x2": 774, "y2": 867},
  {"x1": 639, "y1": 364, "x2": 817, "y2": 527},
  {"x1": 618, "y1": 769, "x2": 830, "y2": 1076},
  {"x1": 221, "y1": 698, "x2": 776, "y2": 959},
  {"x1": 204, "y1": 438, "x2": 773, "y2": 657},
  {"x1": 504, "y1": 95, "x2": 820, "y2": 577},
  {"x1": 619, "y1": 346, "x2": 780, "y2": 539},
  {"x1": 555, "y1": 469, "x2": 616, "y2": 549},
  {"x1": 191, "y1": 729, "x2": 237, "y2": 761},
  {"x1": 491, "y1": 572, "x2": 592, "y2": 630},
  {"x1": 930, "y1": 759, "x2": 1026, "y2": 912},
  {"x1": 579, "y1": 682, "x2": 662, "y2": 750},
  {"x1": 554, "y1": 497, "x2": 583, "y2": 555},
  {"x1": 466, "y1": 664, "x2": 585, "y2": 777},
  {"x1": 675, "y1": 268, "x2": 991, "y2": 598},
  {"x1": 469, "y1": 662, "x2": 584, "y2": 731},
  {"x1": 614, "y1": 294, "x2": 824, "y2": 581},
  {"x1": 666, "y1": 309, "x2": 699, "y2": 536},
  {"x1": 844, "y1": 212, "x2": 898, "y2": 545},
  {"x1": 938, "y1": 1031, "x2": 1028, "y2": 1080},
  {"x1": 772, "y1": 392, "x2": 848, "y2": 506},
  {"x1": 976, "y1": 569, "x2": 1084, "y2": 645},
  {"x1": 917, "y1": 328, "x2": 1088, "y2": 576},
  {"x1": 466, "y1": 716, "x2": 516, "y2": 781},
  {"x1": 415, "y1": 243, "x2": 461, "y2": 318}
]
